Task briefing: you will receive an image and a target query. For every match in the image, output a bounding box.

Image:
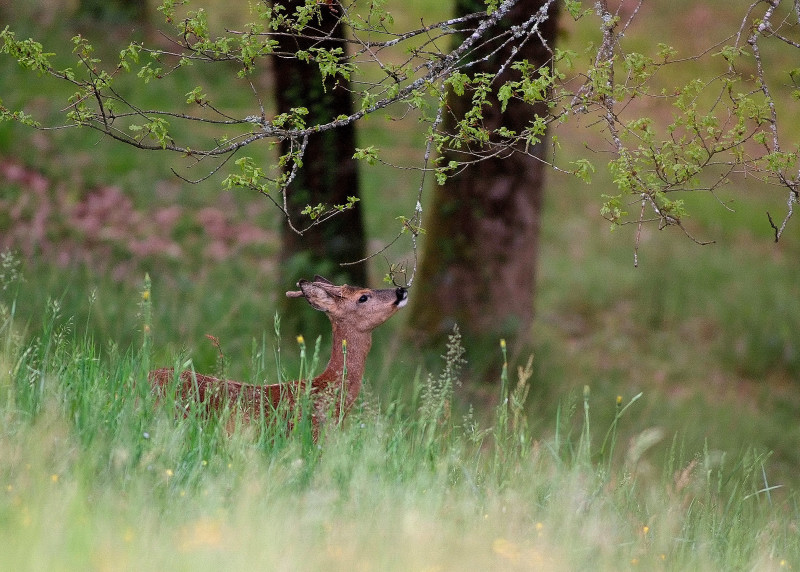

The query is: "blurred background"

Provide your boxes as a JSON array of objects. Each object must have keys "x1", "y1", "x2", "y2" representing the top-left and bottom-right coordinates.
[{"x1": 1, "y1": 0, "x2": 799, "y2": 484}]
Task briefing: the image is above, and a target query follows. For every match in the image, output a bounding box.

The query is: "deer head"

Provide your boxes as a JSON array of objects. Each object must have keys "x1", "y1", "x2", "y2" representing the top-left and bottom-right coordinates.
[{"x1": 286, "y1": 275, "x2": 408, "y2": 333}]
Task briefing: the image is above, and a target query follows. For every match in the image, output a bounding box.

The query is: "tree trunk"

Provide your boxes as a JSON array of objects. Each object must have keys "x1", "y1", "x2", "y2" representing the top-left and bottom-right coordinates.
[
  {"x1": 77, "y1": 0, "x2": 149, "y2": 23},
  {"x1": 272, "y1": 1, "x2": 366, "y2": 288},
  {"x1": 409, "y1": 0, "x2": 558, "y2": 368}
]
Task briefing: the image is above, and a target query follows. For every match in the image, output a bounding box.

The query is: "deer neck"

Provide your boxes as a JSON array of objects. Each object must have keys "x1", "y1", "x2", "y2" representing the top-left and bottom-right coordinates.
[{"x1": 313, "y1": 321, "x2": 372, "y2": 410}]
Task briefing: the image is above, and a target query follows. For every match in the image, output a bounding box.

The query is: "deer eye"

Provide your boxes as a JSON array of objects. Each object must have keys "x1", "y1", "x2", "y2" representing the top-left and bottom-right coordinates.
[{"x1": 357, "y1": 294, "x2": 369, "y2": 303}]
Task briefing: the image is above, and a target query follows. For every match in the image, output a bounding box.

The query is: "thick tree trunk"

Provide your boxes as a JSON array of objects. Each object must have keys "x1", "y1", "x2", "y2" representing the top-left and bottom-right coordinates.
[
  {"x1": 409, "y1": 0, "x2": 558, "y2": 366},
  {"x1": 272, "y1": 1, "x2": 366, "y2": 287},
  {"x1": 77, "y1": 0, "x2": 149, "y2": 23}
]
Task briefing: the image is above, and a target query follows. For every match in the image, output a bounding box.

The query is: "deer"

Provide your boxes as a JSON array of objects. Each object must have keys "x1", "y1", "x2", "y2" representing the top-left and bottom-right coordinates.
[{"x1": 148, "y1": 275, "x2": 408, "y2": 432}]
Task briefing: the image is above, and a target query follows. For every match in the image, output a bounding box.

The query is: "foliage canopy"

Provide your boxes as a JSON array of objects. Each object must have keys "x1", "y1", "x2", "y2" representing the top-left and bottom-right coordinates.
[{"x1": 2, "y1": 0, "x2": 799, "y2": 271}]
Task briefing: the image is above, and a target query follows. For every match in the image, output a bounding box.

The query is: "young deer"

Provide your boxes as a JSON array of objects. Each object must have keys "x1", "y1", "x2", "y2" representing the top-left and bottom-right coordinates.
[{"x1": 148, "y1": 275, "x2": 408, "y2": 429}]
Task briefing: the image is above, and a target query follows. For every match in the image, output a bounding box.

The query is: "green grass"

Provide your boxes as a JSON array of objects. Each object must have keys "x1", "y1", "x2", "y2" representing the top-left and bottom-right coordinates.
[{"x1": 1, "y1": 282, "x2": 798, "y2": 571}]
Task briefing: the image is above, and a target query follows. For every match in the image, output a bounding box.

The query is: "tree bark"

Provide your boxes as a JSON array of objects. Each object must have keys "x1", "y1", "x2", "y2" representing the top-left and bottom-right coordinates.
[
  {"x1": 77, "y1": 0, "x2": 149, "y2": 23},
  {"x1": 409, "y1": 0, "x2": 558, "y2": 367},
  {"x1": 272, "y1": 1, "x2": 366, "y2": 287}
]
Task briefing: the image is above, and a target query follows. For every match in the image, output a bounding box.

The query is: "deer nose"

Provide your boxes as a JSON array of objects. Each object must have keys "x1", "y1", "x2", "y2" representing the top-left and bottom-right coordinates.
[{"x1": 395, "y1": 287, "x2": 408, "y2": 306}]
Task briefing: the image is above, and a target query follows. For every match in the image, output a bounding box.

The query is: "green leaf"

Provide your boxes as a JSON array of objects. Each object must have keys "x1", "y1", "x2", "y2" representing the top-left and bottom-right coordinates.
[
  {"x1": 301, "y1": 204, "x2": 326, "y2": 220},
  {"x1": 600, "y1": 194, "x2": 628, "y2": 228},
  {"x1": 446, "y1": 72, "x2": 469, "y2": 97},
  {"x1": 1, "y1": 28, "x2": 56, "y2": 74},
  {"x1": 570, "y1": 159, "x2": 596, "y2": 184},
  {"x1": 497, "y1": 83, "x2": 513, "y2": 113},
  {"x1": 353, "y1": 146, "x2": 379, "y2": 165},
  {"x1": 185, "y1": 86, "x2": 206, "y2": 104},
  {"x1": 564, "y1": 0, "x2": 584, "y2": 19}
]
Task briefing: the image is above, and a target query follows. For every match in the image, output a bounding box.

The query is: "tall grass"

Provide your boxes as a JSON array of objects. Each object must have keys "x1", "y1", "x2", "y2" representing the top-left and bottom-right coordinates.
[{"x1": 0, "y1": 270, "x2": 797, "y2": 571}]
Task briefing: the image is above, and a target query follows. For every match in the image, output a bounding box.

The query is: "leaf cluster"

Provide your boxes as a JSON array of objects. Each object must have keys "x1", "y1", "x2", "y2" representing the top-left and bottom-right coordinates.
[{"x1": 2, "y1": 0, "x2": 800, "y2": 250}]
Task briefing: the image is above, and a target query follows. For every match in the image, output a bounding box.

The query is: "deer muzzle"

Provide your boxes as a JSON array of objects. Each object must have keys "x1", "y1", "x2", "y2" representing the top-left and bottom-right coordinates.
[{"x1": 395, "y1": 287, "x2": 408, "y2": 307}]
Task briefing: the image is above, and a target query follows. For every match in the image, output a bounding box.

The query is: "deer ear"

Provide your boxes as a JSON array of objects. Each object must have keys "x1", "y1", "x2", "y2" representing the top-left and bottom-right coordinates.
[
  {"x1": 313, "y1": 275, "x2": 335, "y2": 285},
  {"x1": 296, "y1": 279, "x2": 339, "y2": 312}
]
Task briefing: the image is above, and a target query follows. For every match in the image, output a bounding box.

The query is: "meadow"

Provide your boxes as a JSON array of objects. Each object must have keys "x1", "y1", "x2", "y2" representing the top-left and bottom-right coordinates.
[
  {"x1": 1, "y1": 271, "x2": 797, "y2": 570},
  {"x1": 1, "y1": 0, "x2": 800, "y2": 569}
]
